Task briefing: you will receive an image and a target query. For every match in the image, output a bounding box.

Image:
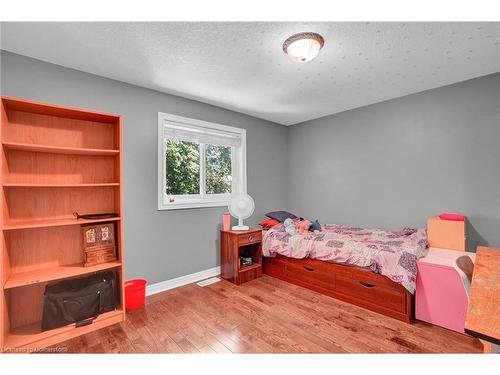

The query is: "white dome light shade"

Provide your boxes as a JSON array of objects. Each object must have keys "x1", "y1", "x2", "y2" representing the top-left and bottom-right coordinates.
[
  {"x1": 283, "y1": 32, "x2": 325, "y2": 63},
  {"x1": 228, "y1": 193, "x2": 255, "y2": 231}
]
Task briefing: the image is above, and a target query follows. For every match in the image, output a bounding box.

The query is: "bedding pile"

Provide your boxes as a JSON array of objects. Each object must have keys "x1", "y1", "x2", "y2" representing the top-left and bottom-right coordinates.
[{"x1": 263, "y1": 223, "x2": 428, "y2": 293}]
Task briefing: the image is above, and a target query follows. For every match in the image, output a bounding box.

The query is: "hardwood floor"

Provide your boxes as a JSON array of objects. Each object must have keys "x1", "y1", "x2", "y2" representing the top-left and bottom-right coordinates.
[{"x1": 54, "y1": 275, "x2": 483, "y2": 353}]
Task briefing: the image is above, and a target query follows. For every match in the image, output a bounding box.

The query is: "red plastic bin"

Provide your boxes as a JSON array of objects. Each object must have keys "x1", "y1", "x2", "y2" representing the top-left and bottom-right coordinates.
[{"x1": 125, "y1": 279, "x2": 147, "y2": 310}]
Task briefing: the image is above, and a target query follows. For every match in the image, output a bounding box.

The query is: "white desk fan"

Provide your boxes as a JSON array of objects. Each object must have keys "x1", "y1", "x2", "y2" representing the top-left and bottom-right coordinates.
[{"x1": 228, "y1": 193, "x2": 255, "y2": 230}]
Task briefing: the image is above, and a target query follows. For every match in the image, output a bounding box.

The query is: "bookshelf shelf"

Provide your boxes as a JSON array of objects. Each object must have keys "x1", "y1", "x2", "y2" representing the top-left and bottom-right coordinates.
[
  {"x1": 3, "y1": 216, "x2": 121, "y2": 231},
  {"x1": 5, "y1": 261, "x2": 122, "y2": 289},
  {"x1": 4, "y1": 310, "x2": 124, "y2": 351},
  {"x1": 2, "y1": 141, "x2": 119, "y2": 156},
  {"x1": 3, "y1": 183, "x2": 120, "y2": 188}
]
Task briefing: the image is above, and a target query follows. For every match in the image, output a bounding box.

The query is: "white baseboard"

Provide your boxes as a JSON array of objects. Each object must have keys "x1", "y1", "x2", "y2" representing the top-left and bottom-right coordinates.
[{"x1": 145, "y1": 266, "x2": 221, "y2": 296}]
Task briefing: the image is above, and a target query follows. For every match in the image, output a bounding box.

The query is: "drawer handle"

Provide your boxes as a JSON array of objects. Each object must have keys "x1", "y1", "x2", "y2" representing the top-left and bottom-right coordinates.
[
  {"x1": 248, "y1": 235, "x2": 254, "y2": 242},
  {"x1": 304, "y1": 266, "x2": 315, "y2": 272},
  {"x1": 360, "y1": 281, "x2": 375, "y2": 288}
]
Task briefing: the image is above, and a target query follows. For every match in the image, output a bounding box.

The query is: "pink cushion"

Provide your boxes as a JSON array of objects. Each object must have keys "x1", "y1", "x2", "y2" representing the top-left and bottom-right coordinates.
[
  {"x1": 439, "y1": 213, "x2": 465, "y2": 221},
  {"x1": 259, "y1": 218, "x2": 280, "y2": 228}
]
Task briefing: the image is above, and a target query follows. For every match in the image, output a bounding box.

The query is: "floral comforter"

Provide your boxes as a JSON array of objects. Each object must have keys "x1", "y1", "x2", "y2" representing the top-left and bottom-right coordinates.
[{"x1": 263, "y1": 223, "x2": 428, "y2": 293}]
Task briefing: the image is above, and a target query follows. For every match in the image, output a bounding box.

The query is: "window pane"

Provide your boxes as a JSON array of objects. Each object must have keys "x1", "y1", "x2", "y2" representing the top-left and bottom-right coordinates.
[
  {"x1": 205, "y1": 144, "x2": 232, "y2": 194},
  {"x1": 165, "y1": 139, "x2": 200, "y2": 195}
]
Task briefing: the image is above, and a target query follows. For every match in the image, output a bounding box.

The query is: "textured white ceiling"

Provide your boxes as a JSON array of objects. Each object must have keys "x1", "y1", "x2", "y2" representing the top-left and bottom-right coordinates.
[{"x1": 1, "y1": 22, "x2": 499, "y2": 125}]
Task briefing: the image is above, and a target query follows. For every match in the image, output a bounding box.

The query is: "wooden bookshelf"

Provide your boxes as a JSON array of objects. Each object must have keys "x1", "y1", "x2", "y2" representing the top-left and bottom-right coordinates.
[{"x1": 0, "y1": 96, "x2": 125, "y2": 352}]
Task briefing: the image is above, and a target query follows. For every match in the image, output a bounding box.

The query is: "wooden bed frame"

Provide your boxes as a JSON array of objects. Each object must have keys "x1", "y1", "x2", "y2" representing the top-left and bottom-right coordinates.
[
  {"x1": 263, "y1": 255, "x2": 413, "y2": 322},
  {"x1": 262, "y1": 216, "x2": 466, "y2": 323}
]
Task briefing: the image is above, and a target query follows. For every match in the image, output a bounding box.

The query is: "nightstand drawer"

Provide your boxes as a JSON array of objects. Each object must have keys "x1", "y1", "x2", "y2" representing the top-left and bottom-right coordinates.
[{"x1": 238, "y1": 231, "x2": 262, "y2": 246}]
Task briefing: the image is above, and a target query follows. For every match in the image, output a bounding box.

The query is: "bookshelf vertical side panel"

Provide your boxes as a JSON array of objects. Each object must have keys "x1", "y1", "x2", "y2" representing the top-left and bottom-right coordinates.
[
  {"x1": 1, "y1": 99, "x2": 7, "y2": 349},
  {"x1": 0, "y1": 100, "x2": 10, "y2": 352},
  {"x1": 116, "y1": 118, "x2": 125, "y2": 318}
]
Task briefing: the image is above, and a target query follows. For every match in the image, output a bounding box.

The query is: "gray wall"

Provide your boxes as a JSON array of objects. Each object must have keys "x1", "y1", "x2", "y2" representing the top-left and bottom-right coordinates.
[
  {"x1": 2, "y1": 50, "x2": 499, "y2": 286},
  {"x1": 0, "y1": 51, "x2": 289, "y2": 283},
  {"x1": 288, "y1": 73, "x2": 500, "y2": 252}
]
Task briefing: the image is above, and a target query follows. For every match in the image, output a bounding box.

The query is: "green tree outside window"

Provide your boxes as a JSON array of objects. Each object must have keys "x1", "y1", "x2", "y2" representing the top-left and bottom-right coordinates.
[
  {"x1": 206, "y1": 144, "x2": 232, "y2": 194},
  {"x1": 165, "y1": 139, "x2": 232, "y2": 196},
  {"x1": 165, "y1": 139, "x2": 200, "y2": 195}
]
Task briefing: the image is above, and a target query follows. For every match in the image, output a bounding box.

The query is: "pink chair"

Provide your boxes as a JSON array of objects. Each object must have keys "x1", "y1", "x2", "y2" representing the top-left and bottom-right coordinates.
[{"x1": 415, "y1": 248, "x2": 475, "y2": 333}]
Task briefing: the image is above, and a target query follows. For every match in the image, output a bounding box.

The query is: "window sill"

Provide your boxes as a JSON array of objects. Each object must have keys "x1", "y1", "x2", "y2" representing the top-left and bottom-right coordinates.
[{"x1": 158, "y1": 200, "x2": 229, "y2": 211}]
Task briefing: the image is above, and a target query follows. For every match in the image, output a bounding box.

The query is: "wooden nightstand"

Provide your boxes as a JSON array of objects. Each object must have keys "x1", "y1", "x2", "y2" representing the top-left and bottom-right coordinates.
[{"x1": 220, "y1": 228, "x2": 262, "y2": 285}]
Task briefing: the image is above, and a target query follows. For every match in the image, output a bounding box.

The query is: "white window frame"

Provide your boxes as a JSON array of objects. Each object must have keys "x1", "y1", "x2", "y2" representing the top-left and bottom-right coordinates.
[{"x1": 158, "y1": 112, "x2": 247, "y2": 210}]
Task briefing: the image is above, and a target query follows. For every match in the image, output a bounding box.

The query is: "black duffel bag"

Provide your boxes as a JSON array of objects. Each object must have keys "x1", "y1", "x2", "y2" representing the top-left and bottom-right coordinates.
[{"x1": 41, "y1": 271, "x2": 117, "y2": 332}]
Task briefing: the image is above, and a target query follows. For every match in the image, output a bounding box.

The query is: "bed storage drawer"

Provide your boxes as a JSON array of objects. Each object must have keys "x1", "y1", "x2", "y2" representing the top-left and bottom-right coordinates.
[
  {"x1": 285, "y1": 261, "x2": 335, "y2": 292},
  {"x1": 335, "y1": 265, "x2": 402, "y2": 292},
  {"x1": 335, "y1": 275, "x2": 406, "y2": 313}
]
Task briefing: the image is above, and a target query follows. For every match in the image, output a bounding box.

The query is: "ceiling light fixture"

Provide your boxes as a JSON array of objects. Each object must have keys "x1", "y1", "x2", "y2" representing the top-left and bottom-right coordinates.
[{"x1": 283, "y1": 32, "x2": 325, "y2": 63}]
